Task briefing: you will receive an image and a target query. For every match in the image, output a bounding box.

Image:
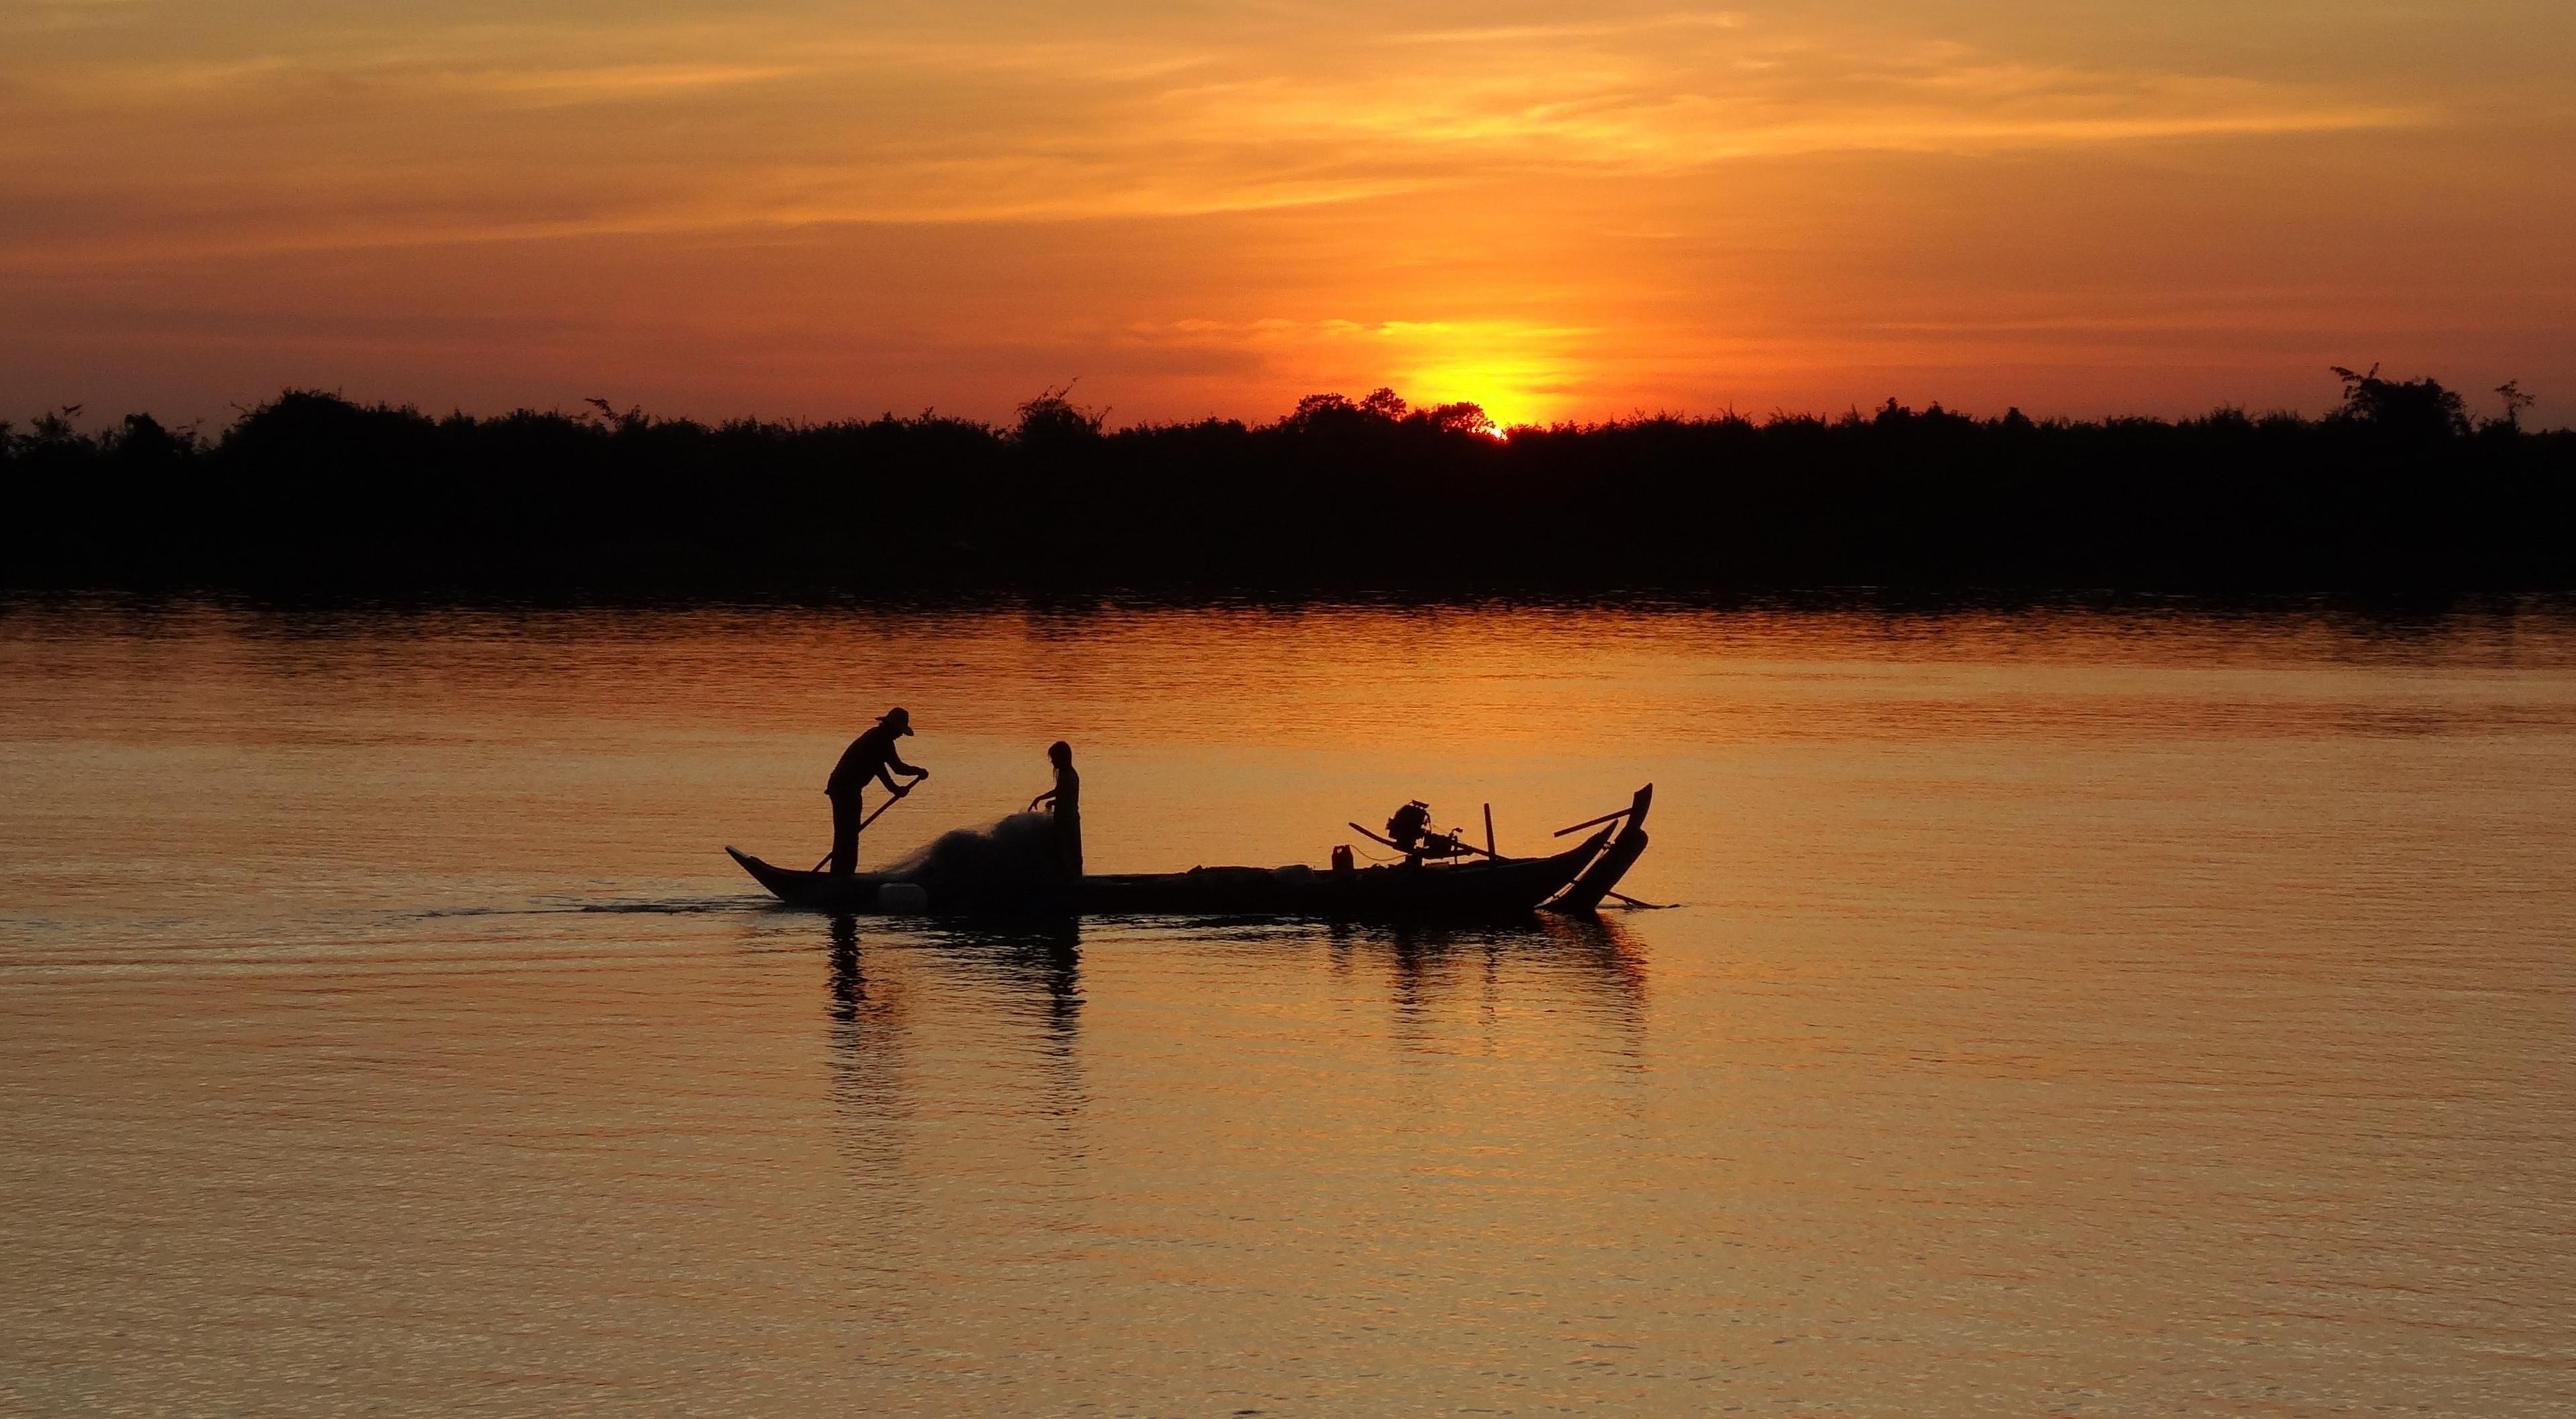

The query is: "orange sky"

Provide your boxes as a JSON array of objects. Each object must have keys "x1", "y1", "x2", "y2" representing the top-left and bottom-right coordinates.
[{"x1": 5, "y1": 1, "x2": 2571, "y2": 428}]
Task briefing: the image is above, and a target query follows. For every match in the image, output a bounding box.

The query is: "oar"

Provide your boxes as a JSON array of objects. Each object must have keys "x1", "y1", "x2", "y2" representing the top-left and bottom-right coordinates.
[
  {"x1": 810, "y1": 786, "x2": 921, "y2": 872},
  {"x1": 1595, "y1": 889, "x2": 1668, "y2": 910}
]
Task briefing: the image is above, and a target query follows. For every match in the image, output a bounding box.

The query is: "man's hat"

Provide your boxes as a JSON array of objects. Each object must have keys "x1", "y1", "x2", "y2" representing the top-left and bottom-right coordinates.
[{"x1": 881, "y1": 706, "x2": 913, "y2": 736}]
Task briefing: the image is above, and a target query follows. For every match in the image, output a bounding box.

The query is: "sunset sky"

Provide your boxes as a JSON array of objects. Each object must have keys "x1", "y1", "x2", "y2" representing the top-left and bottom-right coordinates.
[{"x1": 5, "y1": 0, "x2": 2571, "y2": 428}]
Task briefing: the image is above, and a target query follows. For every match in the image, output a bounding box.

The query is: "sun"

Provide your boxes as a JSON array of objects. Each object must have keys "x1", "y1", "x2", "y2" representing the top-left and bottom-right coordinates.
[
  {"x1": 1386, "y1": 328, "x2": 1578, "y2": 430},
  {"x1": 1403, "y1": 363, "x2": 1551, "y2": 429}
]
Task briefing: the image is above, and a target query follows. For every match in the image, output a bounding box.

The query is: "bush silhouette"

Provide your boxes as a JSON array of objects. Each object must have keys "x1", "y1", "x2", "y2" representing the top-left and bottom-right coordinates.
[{"x1": 2330, "y1": 365, "x2": 2471, "y2": 441}]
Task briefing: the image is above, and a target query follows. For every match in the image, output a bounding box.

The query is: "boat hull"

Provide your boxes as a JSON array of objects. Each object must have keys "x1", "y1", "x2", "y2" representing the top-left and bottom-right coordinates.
[
  {"x1": 1072, "y1": 830, "x2": 1609, "y2": 918},
  {"x1": 724, "y1": 786, "x2": 1652, "y2": 919}
]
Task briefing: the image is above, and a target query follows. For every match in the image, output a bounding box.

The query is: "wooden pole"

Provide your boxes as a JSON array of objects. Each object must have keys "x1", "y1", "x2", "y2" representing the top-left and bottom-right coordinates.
[
  {"x1": 859, "y1": 789, "x2": 913, "y2": 832},
  {"x1": 1552, "y1": 807, "x2": 1632, "y2": 838},
  {"x1": 1484, "y1": 803, "x2": 1496, "y2": 858}
]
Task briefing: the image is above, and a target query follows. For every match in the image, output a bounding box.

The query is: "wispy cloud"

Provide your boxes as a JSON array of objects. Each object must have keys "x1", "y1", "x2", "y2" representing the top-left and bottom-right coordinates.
[
  {"x1": 460, "y1": 62, "x2": 802, "y2": 103},
  {"x1": 1152, "y1": 34, "x2": 2418, "y2": 176},
  {"x1": 1383, "y1": 11, "x2": 1750, "y2": 46},
  {"x1": 0, "y1": 5, "x2": 2439, "y2": 263}
]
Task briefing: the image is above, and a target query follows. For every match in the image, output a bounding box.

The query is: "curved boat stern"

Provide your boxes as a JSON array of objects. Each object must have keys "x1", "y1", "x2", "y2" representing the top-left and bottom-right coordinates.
[{"x1": 1548, "y1": 785, "x2": 1653, "y2": 913}]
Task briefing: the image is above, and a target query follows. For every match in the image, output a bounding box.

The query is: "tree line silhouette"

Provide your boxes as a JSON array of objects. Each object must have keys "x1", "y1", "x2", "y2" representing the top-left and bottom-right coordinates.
[{"x1": 5, "y1": 368, "x2": 2569, "y2": 595}]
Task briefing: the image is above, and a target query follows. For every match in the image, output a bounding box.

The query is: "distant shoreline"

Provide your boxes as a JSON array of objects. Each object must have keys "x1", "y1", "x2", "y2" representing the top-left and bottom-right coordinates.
[{"x1": 9, "y1": 377, "x2": 2572, "y2": 597}]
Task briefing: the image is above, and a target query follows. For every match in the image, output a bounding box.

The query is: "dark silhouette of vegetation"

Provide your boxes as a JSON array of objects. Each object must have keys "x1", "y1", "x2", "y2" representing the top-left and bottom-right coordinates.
[
  {"x1": 4, "y1": 374, "x2": 2570, "y2": 596},
  {"x1": 2329, "y1": 364, "x2": 2471, "y2": 440}
]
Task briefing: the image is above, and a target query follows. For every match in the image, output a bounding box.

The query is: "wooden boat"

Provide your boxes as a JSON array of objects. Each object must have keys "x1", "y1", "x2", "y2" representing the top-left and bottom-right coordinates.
[{"x1": 727, "y1": 785, "x2": 1654, "y2": 919}]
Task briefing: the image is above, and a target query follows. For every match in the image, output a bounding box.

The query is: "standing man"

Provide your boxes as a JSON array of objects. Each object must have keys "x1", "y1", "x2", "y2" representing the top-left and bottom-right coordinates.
[{"x1": 827, "y1": 707, "x2": 929, "y2": 874}]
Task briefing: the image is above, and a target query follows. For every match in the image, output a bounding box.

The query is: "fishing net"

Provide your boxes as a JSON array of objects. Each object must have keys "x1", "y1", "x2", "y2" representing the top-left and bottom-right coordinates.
[{"x1": 879, "y1": 812, "x2": 1065, "y2": 899}]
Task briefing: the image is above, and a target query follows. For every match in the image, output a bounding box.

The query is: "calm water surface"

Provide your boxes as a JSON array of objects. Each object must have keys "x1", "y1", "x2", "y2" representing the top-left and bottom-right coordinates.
[{"x1": 3, "y1": 602, "x2": 2573, "y2": 1416}]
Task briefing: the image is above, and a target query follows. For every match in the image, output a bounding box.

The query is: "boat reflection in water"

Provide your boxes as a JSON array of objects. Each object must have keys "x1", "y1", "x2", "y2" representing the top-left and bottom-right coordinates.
[
  {"x1": 810, "y1": 906, "x2": 1649, "y2": 1149},
  {"x1": 818, "y1": 913, "x2": 1089, "y2": 1194},
  {"x1": 801, "y1": 904, "x2": 1659, "y2": 1325},
  {"x1": 1320, "y1": 912, "x2": 1650, "y2": 1044}
]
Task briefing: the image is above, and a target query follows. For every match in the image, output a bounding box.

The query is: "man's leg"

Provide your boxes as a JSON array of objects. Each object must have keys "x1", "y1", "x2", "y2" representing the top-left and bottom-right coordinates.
[{"x1": 829, "y1": 789, "x2": 861, "y2": 874}]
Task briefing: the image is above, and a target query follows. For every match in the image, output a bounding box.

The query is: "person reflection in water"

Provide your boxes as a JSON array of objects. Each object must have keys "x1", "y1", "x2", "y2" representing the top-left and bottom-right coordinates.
[
  {"x1": 826, "y1": 706, "x2": 929, "y2": 874},
  {"x1": 1027, "y1": 740, "x2": 1083, "y2": 880}
]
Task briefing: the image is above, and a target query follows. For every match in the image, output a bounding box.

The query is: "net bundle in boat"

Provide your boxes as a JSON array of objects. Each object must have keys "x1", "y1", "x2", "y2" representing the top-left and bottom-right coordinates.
[{"x1": 877, "y1": 812, "x2": 1062, "y2": 899}]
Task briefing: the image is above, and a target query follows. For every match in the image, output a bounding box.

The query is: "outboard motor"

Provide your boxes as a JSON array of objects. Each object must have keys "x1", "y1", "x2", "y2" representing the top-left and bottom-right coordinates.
[
  {"x1": 1386, "y1": 801, "x2": 1434, "y2": 854},
  {"x1": 1385, "y1": 800, "x2": 1464, "y2": 863}
]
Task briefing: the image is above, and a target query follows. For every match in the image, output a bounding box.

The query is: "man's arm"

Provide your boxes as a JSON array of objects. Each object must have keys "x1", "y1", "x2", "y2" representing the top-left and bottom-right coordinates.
[{"x1": 874, "y1": 752, "x2": 928, "y2": 794}]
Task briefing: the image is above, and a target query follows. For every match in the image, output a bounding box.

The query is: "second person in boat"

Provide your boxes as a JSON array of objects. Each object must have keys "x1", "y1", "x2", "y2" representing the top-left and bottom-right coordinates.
[{"x1": 1027, "y1": 740, "x2": 1083, "y2": 880}]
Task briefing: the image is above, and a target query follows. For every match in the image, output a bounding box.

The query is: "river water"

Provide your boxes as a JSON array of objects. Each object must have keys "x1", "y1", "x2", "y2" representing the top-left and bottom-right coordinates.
[{"x1": 3, "y1": 601, "x2": 2572, "y2": 1416}]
